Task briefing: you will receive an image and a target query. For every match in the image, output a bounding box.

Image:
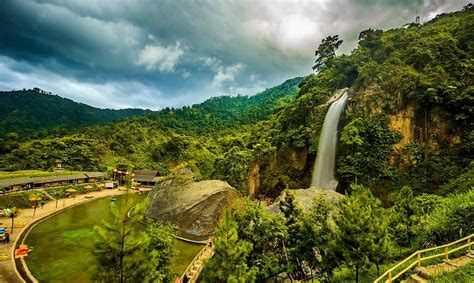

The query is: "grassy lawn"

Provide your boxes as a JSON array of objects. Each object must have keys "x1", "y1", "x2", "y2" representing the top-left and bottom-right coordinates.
[{"x1": 0, "y1": 170, "x2": 85, "y2": 180}]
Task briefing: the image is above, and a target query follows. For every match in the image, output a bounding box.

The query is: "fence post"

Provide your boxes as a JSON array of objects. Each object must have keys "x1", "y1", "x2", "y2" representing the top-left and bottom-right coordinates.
[
  {"x1": 417, "y1": 251, "x2": 421, "y2": 267},
  {"x1": 468, "y1": 237, "x2": 471, "y2": 253},
  {"x1": 388, "y1": 270, "x2": 392, "y2": 283},
  {"x1": 444, "y1": 246, "x2": 449, "y2": 261}
]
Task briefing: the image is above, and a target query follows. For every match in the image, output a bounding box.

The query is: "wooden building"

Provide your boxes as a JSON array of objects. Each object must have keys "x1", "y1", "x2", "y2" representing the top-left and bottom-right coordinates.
[
  {"x1": 0, "y1": 172, "x2": 105, "y2": 194},
  {"x1": 133, "y1": 170, "x2": 160, "y2": 187}
]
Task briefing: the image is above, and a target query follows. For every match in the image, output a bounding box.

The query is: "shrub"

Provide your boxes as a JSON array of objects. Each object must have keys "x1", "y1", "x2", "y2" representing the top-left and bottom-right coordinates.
[{"x1": 415, "y1": 189, "x2": 474, "y2": 247}]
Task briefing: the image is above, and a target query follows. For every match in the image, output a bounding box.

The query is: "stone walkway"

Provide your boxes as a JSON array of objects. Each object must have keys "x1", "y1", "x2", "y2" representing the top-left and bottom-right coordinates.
[{"x1": 0, "y1": 188, "x2": 126, "y2": 283}]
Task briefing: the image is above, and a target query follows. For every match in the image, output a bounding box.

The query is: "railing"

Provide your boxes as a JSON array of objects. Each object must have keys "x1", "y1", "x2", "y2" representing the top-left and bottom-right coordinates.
[
  {"x1": 180, "y1": 241, "x2": 214, "y2": 283},
  {"x1": 374, "y1": 233, "x2": 474, "y2": 283}
]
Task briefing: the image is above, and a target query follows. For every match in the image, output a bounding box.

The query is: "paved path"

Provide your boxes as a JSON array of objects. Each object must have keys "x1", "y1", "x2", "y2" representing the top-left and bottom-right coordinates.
[{"x1": 0, "y1": 189, "x2": 126, "y2": 283}]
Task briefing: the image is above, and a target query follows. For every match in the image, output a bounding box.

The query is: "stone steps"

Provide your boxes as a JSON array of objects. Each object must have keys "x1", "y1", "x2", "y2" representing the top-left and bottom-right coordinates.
[{"x1": 400, "y1": 253, "x2": 473, "y2": 283}]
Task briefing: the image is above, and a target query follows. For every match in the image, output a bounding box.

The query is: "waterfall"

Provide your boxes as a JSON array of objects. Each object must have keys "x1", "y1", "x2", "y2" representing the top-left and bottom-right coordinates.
[{"x1": 311, "y1": 91, "x2": 348, "y2": 190}]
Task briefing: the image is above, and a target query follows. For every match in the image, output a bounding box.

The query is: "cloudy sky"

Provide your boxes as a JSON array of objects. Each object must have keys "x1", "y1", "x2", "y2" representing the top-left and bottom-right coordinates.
[{"x1": 0, "y1": 0, "x2": 469, "y2": 109}]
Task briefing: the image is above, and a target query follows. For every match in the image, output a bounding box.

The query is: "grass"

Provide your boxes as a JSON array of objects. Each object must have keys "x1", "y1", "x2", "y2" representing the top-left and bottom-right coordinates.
[
  {"x1": 332, "y1": 262, "x2": 400, "y2": 283},
  {"x1": 0, "y1": 170, "x2": 85, "y2": 180},
  {"x1": 429, "y1": 262, "x2": 474, "y2": 282}
]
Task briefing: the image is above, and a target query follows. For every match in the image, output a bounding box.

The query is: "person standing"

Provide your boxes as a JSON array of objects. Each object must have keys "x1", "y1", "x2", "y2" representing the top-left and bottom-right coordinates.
[{"x1": 5, "y1": 232, "x2": 10, "y2": 244}]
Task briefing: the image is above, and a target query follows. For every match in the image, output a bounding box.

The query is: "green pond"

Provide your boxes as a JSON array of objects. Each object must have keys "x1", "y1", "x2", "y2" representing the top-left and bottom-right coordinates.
[{"x1": 24, "y1": 193, "x2": 203, "y2": 283}]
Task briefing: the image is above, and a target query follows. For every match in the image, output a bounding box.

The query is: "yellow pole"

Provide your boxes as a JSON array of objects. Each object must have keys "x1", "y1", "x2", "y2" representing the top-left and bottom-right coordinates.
[
  {"x1": 468, "y1": 237, "x2": 471, "y2": 253},
  {"x1": 417, "y1": 251, "x2": 421, "y2": 267},
  {"x1": 444, "y1": 246, "x2": 449, "y2": 261},
  {"x1": 388, "y1": 270, "x2": 392, "y2": 283}
]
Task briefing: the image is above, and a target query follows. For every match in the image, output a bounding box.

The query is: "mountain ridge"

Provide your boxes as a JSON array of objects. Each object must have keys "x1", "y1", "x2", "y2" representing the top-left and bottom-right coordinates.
[{"x1": 0, "y1": 88, "x2": 151, "y2": 139}]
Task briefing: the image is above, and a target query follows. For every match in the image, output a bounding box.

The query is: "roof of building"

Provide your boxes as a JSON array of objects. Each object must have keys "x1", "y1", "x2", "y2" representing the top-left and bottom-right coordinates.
[
  {"x1": 0, "y1": 172, "x2": 105, "y2": 188},
  {"x1": 31, "y1": 174, "x2": 88, "y2": 184},
  {"x1": 85, "y1": 172, "x2": 105, "y2": 178},
  {"x1": 133, "y1": 170, "x2": 159, "y2": 183},
  {"x1": 0, "y1": 177, "x2": 33, "y2": 188}
]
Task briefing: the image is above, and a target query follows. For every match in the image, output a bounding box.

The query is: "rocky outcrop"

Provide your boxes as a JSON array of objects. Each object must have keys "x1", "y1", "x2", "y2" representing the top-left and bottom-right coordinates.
[
  {"x1": 146, "y1": 178, "x2": 239, "y2": 239},
  {"x1": 266, "y1": 187, "x2": 343, "y2": 214},
  {"x1": 248, "y1": 160, "x2": 260, "y2": 197},
  {"x1": 389, "y1": 105, "x2": 416, "y2": 150}
]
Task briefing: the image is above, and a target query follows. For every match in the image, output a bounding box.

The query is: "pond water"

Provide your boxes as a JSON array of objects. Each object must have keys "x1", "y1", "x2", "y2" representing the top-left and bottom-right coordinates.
[{"x1": 24, "y1": 193, "x2": 203, "y2": 283}]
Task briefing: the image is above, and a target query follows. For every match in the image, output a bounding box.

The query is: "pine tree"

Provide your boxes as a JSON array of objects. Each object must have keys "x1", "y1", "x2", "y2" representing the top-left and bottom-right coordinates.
[
  {"x1": 280, "y1": 192, "x2": 306, "y2": 280},
  {"x1": 146, "y1": 222, "x2": 177, "y2": 282},
  {"x1": 201, "y1": 210, "x2": 257, "y2": 282},
  {"x1": 232, "y1": 200, "x2": 288, "y2": 280},
  {"x1": 304, "y1": 197, "x2": 340, "y2": 282},
  {"x1": 390, "y1": 186, "x2": 417, "y2": 248},
  {"x1": 335, "y1": 184, "x2": 390, "y2": 283},
  {"x1": 92, "y1": 204, "x2": 167, "y2": 282}
]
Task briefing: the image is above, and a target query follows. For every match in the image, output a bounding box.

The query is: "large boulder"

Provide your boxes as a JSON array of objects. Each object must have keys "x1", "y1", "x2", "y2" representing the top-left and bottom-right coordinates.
[
  {"x1": 146, "y1": 178, "x2": 239, "y2": 239},
  {"x1": 266, "y1": 187, "x2": 343, "y2": 214}
]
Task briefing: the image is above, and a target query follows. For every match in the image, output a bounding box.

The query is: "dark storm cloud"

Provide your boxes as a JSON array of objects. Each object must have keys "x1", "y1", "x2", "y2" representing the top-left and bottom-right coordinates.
[{"x1": 0, "y1": 0, "x2": 470, "y2": 109}]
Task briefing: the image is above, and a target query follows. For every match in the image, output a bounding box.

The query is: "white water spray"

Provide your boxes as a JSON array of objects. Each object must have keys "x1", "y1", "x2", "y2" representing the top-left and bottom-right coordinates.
[{"x1": 311, "y1": 91, "x2": 348, "y2": 190}]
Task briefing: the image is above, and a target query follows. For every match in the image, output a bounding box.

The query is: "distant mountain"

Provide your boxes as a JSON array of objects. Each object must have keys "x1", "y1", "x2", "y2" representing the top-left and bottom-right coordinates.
[{"x1": 0, "y1": 88, "x2": 151, "y2": 139}]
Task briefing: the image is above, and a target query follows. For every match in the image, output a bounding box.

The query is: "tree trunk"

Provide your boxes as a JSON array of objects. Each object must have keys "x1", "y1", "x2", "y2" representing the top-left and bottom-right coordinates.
[
  {"x1": 10, "y1": 215, "x2": 14, "y2": 234},
  {"x1": 424, "y1": 106, "x2": 428, "y2": 141},
  {"x1": 120, "y1": 220, "x2": 126, "y2": 283},
  {"x1": 376, "y1": 262, "x2": 380, "y2": 276},
  {"x1": 355, "y1": 265, "x2": 359, "y2": 283},
  {"x1": 281, "y1": 240, "x2": 294, "y2": 283}
]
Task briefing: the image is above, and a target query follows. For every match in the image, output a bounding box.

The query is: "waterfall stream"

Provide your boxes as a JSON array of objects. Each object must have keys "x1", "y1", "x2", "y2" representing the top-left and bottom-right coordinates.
[{"x1": 311, "y1": 91, "x2": 348, "y2": 190}]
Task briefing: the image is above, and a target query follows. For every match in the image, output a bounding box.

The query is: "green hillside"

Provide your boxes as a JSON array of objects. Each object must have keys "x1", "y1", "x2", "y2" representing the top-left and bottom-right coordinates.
[
  {"x1": 0, "y1": 77, "x2": 302, "y2": 174},
  {"x1": 0, "y1": 88, "x2": 150, "y2": 139}
]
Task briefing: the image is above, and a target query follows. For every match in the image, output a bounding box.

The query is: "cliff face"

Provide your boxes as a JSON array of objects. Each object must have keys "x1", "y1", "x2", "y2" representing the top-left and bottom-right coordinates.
[
  {"x1": 247, "y1": 160, "x2": 260, "y2": 196},
  {"x1": 388, "y1": 105, "x2": 416, "y2": 150},
  {"x1": 253, "y1": 146, "x2": 312, "y2": 198},
  {"x1": 351, "y1": 85, "x2": 463, "y2": 152}
]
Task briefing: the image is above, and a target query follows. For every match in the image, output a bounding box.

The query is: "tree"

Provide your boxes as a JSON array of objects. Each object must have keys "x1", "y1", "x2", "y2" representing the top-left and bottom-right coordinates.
[
  {"x1": 232, "y1": 200, "x2": 288, "y2": 280},
  {"x1": 201, "y1": 210, "x2": 257, "y2": 282},
  {"x1": 358, "y1": 29, "x2": 383, "y2": 50},
  {"x1": 334, "y1": 185, "x2": 390, "y2": 282},
  {"x1": 213, "y1": 146, "x2": 254, "y2": 195},
  {"x1": 337, "y1": 115, "x2": 401, "y2": 187},
  {"x1": 146, "y1": 222, "x2": 177, "y2": 282},
  {"x1": 313, "y1": 35, "x2": 343, "y2": 72},
  {"x1": 92, "y1": 204, "x2": 167, "y2": 283},
  {"x1": 279, "y1": 193, "x2": 307, "y2": 280},
  {"x1": 303, "y1": 197, "x2": 341, "y2": 282},
  {"x1": 390, "y1": 186, "x2": 417, "y2": 249}
]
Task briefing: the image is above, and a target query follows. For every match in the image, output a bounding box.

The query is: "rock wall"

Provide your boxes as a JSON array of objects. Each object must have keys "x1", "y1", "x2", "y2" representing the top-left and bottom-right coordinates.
[
  {"x1": 247, "y1": 160, "x2": 260, "y2": 197},
  {"x1": 146, "y1": 178, "x2": 239, "y2": 239}
]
